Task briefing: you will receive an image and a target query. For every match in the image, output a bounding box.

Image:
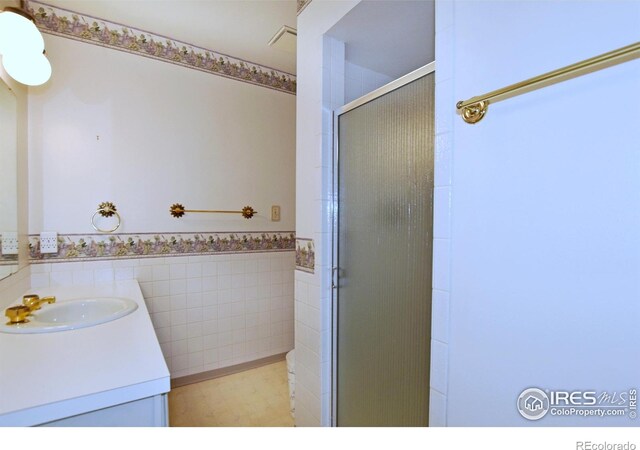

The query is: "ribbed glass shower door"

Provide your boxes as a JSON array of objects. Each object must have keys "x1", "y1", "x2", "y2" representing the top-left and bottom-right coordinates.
[{"x1": 334, "y1": 67, "x2": 434, "y2": 427}]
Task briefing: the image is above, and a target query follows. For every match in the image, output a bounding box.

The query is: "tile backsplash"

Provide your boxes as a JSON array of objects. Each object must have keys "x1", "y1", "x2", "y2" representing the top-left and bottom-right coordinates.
[{"x1": 30, "y1": 251, "x2": 295, "y2": 379}]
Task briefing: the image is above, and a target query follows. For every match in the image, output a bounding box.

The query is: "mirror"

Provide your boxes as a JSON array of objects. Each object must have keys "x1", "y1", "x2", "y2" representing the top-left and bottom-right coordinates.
[{"x1": 0, "y1": 77, "x2": 18, "y2": 280}]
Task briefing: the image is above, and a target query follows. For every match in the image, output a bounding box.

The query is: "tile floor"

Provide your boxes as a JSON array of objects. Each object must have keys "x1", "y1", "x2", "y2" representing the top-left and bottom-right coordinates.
[{"x1": 169, "y1": 361, "x2": 294, "y2": 427}]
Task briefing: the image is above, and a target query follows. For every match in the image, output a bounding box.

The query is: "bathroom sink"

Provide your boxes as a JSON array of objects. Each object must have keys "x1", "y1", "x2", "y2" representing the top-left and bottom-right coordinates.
[{"x1": 1, "y1": 297, "x2": 138, "y2": 334}]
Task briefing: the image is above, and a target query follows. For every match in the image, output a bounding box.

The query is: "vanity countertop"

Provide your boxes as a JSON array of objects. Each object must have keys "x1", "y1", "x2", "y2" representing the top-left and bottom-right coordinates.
[{"x1": 0, "y1": 280, "x2": 170, "y2": 426}]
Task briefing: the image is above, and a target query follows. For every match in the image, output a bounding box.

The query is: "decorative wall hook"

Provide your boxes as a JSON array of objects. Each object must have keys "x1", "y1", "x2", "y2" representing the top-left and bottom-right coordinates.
[{"x1": 97, "y1": 201, "x2": 117, "y2": 217}]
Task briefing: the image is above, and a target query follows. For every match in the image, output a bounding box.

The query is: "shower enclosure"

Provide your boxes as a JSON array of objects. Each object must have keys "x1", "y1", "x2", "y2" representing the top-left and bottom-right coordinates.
[{"x1": 332, "y1": 64, "x2": 435, "y2": 426}]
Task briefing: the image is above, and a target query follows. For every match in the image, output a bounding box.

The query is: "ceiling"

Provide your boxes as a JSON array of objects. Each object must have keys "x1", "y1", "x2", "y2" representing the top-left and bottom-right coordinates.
[
  {"x1": 39, "y1": 0, "x2": 298, "y2": 74},
  {"x1": 328, "y1": 0, "x2": 435, "y2": 79}
]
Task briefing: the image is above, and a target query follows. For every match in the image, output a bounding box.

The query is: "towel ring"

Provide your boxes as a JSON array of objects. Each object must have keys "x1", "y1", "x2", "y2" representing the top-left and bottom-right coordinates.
[{"x1": 91, "y1": 201, "x2": 121, "y2": 233}]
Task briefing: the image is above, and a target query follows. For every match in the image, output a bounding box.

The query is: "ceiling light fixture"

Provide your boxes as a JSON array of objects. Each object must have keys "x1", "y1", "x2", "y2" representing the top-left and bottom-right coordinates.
[
  {"x1": 0, "y1": 4, "x2": 51, "y2": 86},
  {"x1": 2, "y1": 50, "x2": 51, "y2": 86}
]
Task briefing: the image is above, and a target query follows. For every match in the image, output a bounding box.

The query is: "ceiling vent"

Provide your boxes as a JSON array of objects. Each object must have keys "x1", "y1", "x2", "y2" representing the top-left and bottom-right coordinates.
[{"x1": 268, "y1": 25, "x2": 296, "y2": 53}]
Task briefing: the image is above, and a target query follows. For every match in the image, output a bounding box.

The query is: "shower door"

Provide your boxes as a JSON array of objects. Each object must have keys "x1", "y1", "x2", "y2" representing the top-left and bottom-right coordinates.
[{"x1": 334, "y1": 64, "x2": 435, "y2": 427}]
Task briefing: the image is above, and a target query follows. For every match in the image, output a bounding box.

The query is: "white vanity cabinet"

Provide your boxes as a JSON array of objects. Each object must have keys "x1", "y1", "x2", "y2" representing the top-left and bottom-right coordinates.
[
  {"x1": 0, "y1": 281, "x2": 171, "y2": 427},
  {"x1": 40, "y1": 394, "x2": 169, "y2": 427}
]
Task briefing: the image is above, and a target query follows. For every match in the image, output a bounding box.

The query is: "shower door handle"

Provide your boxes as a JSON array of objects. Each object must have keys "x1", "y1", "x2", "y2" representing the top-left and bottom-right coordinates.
[{"x1": 332, "y1": 267, "x2": 345, "y2": 289}]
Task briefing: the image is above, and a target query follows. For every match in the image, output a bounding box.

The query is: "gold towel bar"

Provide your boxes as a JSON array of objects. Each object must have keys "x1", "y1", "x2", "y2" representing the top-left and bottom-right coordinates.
[
  {"x1": 456, "y1": 41, "x2": 640, "y2": 124},
  {"x1": 170, "y1": 203, "x2": 257, "y2": 219}
]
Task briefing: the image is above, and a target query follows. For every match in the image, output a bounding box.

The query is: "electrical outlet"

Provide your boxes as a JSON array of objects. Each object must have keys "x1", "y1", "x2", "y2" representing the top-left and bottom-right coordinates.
[
  {"x1": 40, "y1": 232, "x2": 58, "y2": 254},
  {"x1": 271, "y1": 205, "x2": 281, "y2": 222},
  {"x1": 1, "y1": 232, "x2": 18, "y2": 255}
]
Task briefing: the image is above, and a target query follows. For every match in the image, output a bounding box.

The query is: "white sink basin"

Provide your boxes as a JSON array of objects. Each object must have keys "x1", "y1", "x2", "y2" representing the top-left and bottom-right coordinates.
[{"x1": 1, "y1": 297, "x2": 138, "y2": 334}]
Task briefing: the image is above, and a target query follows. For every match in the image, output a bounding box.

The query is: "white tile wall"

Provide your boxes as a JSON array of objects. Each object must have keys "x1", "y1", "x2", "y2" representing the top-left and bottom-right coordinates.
[
  {"x1": 291, "y1": 34, "x2": 346, "y2": 427},
  {"x1": 431, "y1": 289, "x2": 450, "y2": 344},
  {"x1": 430, "y1": 339, "x2": 449, "y2": 395},
  {"x1": 296, "y1": 0, "x2": 366, "y2": 427},
  {"x1": 30, "y1": 252, "x2": 295, "y2": 378},
  {"x1": 428, "y1": 0, "x2": 455, "y2": 427},
  {"x1": 294, "y1": 270, "x2": 323, "y2": 426},
  {"x1": 429, "y1": 388, "x2": 447, "y2": 427},
  {"x1": 344, "y1": 61, "x2": 394, "y2": 104},
  {"x1": 292, "y1": 29, "x2": 347, "y2": 427}
]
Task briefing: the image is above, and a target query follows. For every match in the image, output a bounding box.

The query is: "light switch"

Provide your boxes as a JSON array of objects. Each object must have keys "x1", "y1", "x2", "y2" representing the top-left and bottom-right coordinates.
[
  {"x1": 1, "y1": 232, "x2": 18, "y2": 255},
  {"x1": 271, "y1": 205, "x2": 281, "y2": 222},
  {"x1": 40, "y1": 232, "x2": 58, "y2": 254}
]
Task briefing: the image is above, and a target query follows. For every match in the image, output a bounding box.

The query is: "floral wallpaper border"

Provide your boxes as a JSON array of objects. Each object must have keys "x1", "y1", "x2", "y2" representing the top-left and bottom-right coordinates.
[
  {"x1": 297, "y1": 0, "x2": 312, "y2": 15},
  {"x1": 26, "y1": 0, "x2": 296, "y2": 95},
  {"x1": 29, "y1": 231, "x2": 295, "y2": 263},
  {"x1": 295, "y1": 238, "x2": 315, "y2": 273}
]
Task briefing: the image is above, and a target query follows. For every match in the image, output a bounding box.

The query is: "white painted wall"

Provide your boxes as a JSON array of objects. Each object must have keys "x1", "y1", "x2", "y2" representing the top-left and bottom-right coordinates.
[
  {"x1": 28, "y1": 34, "x2": 296, "y2": 234},
  {"x1": 438, "y1": 0, "x2": 640, "y2": 426}
]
